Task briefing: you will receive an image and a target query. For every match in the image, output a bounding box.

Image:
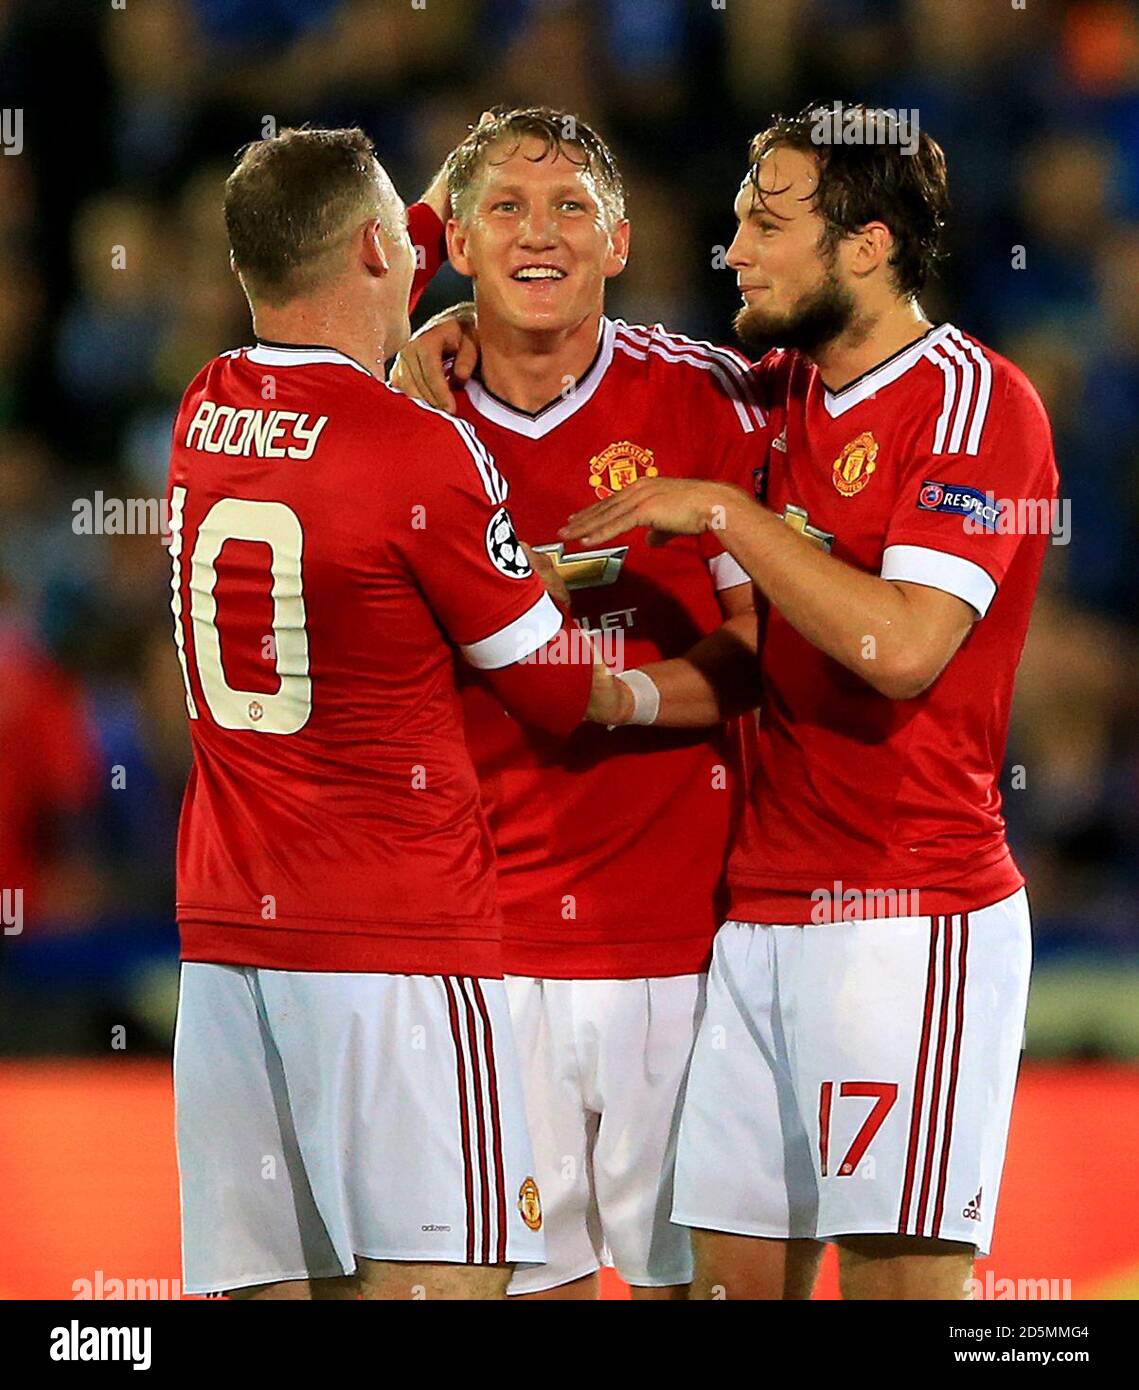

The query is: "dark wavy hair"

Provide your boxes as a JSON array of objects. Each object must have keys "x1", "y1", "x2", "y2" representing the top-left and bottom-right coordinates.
[{"x1": 747, "y1": 103, "x2": 949, "y2": 297}]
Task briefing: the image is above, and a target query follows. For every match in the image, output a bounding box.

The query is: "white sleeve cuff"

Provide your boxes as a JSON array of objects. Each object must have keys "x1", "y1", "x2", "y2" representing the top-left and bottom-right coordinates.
[
  {"x1": 707, "y1": 551, "x2": 751, "y2": 591},
  {"x1": 881, "y1": 544, "x2": 997, "y2": 617},
  {"x1": 459, "y1": 591, "x2": 563, "y2": 670}
]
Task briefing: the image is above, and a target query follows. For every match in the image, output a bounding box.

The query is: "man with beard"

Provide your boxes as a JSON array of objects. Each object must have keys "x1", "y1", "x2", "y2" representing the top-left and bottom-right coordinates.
[{"x1": 561, "y1": 105, "x2": 1057, "y2": 1299}]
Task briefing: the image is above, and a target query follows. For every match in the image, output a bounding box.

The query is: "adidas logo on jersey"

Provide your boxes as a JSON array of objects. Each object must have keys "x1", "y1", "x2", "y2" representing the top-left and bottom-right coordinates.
[
  {"x1": 773, "y1": 429, "x2": 788, "y2": 452},
  {"x1": 962, "y1": 1187, "x2": 983, "y2": 1221}
]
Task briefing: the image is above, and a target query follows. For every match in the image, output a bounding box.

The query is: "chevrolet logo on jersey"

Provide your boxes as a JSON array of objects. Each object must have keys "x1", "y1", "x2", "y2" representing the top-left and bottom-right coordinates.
[
  {"x1": 531, "y1": 542, "x2": 629, "y2": 590},
  {"x1": 781, "y1": 504, "x2": 834, "y2": 552}
]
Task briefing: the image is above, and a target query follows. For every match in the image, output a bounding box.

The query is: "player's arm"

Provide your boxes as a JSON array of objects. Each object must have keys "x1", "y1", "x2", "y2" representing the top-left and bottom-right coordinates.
[
  {"x1": 399, "y1": 417, "x2": 621, "y2": 734},
  {"x1": 479, "y1": 626, "x2": 627, "y2": 732},
  {"x1": 647, "y1": 582, "x2": 761, "y2": 723},
  {"x1": 575, "y1": 369, "x2": 1058, "y2": 703},
  {"x1": 405, "y1": 113, "x2": 496, "y2": 328},
  {"x1": 391, "y1": 301, "x2": 479, "y2": 412},
  {"x1": 589, "y1": 346, "x2": 779, "y2": 726},
  {"x1": 595, "y1": 582, "x2": 761, "y2": 728},
  {"x1": 475, "y1": 533, "x2": 624, "y2": 729},
  {"x1": 406, "y1": 202, "x2": 449, "y2": 315},
  {"x1": 563, "y1": 478, "x2": 975, "y2": 702},
  {"x1": 405, "y1": 121, "x2": 463, "y2": 313},
  {"x1": 452, "y1": 567, "x2": 624, "y2": 734},
  {"x1": 421, "y1": 528, "x2": 598, "y2": 737}
]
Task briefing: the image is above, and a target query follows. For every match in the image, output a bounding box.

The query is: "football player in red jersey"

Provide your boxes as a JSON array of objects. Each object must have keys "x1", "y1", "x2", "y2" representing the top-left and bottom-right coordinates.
[
  {"x1": 168, "y1": 127, "x2": 625, "y2": 1301},
  {"x1": 392, "y1": 109, "x2": 763, "y2": 1299},
  {"x1": 563, "y1": 106, "x2": 1058, "y2": 1299}
]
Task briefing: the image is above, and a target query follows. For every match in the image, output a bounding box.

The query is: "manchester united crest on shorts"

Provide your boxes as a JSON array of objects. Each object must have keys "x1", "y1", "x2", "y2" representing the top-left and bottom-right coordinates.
[
  {"x1": 832, "y1": 431, "x2": 879, "y2": 496},
  {"x1": 518, "y1": 1176, "x2": 542, "y2": 1231},
  {"x1": 589, "y1": 441, "x2": 657, "y2": 499}
]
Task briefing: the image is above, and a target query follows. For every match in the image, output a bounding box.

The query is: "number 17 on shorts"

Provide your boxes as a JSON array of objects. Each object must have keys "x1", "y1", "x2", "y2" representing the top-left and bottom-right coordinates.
[{"x1": 672, "y1": 890, "x2": 1032, "y2": 1257}]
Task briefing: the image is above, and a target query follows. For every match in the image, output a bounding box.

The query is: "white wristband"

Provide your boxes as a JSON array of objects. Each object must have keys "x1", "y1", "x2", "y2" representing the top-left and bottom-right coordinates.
[{"x1": 612, "y1": 669, "x2": 661, "y2": 727}]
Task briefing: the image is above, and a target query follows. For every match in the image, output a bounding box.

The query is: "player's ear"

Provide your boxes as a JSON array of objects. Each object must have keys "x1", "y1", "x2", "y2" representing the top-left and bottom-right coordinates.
[
  {"x1": 603, "y1": 218, "x2": 630, "y2": 279},
  {"x1": 361, "y1": 219, "x2": 391, "y2": 279},
  {"x1": 849, "y1": 220, "x2": 892, "y2": 280},
  {"x1": 447, "y1": 217, "x2": 474, "y2": 277}
]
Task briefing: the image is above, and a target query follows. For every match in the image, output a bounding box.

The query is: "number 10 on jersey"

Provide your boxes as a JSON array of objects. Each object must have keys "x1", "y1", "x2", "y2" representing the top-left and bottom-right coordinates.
[{"x1": 169, "y1": 486, "x2": 313, "y2": 734}]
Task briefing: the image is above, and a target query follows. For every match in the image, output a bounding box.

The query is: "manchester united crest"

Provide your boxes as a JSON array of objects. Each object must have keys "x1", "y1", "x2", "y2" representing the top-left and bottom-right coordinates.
[
  {"x1": 518, "y1": 1176, "x2": 542, "y2": 1232},
  {"x1": 588, "y1": 440, "x2": 657, "y2": 499},
  {"x1": 832, "y1": 431, "x2": 879, "y2": 496}
]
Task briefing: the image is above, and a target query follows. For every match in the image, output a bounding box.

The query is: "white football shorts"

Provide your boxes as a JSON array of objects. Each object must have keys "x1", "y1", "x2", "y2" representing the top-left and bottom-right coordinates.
[
  {"x1": 174, "y1": 963, "x2": 545, "y2": 1294},
  {"x1": 504, "y1": 973, "x2": 704, "y2": 1294},
  {"x1": 673, "y1": 889, "x2": 1031, "y2": 1257}
]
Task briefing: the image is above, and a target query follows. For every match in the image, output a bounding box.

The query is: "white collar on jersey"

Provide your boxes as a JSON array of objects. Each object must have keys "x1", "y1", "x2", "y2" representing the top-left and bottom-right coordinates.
[
  {"x1": 462, "y1": 317, "x2": 617, "y2": 439},
  {"x1": 820, "y1": 322, "x2": 953, "y2": 417},
  {"x1": 244, "y1": 341, "x2": 373, "y2": 375}
]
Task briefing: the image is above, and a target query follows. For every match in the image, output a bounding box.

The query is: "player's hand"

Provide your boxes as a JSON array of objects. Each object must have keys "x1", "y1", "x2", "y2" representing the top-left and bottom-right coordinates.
[
  {"x1": 419, "y1": 110, "x2": 496, "y2": 221},
  {"x1": 585, "y1": 660, "x2": 636, "y2": 726},
  {"x1": 561, "y1": 477, "x2": 748, "y2": 548},
  {"x1": 390, "y1": 303, "x2": 480, "y2": 413},
  {"x1": 418, "y1": 162, "x2": 451, "y2": 224},
  {"x1": 521, "y1": 542, "x2": 571, "y2": 608}
]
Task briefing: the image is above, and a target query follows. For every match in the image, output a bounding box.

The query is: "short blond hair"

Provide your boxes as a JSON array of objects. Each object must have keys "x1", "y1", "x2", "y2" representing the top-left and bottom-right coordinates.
[{"x1": 447, "y1": 106, "x2": 625, "y2": 229}]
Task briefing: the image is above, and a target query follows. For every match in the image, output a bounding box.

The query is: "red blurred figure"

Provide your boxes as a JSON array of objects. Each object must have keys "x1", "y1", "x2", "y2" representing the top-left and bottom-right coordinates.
[{"x1": 0, "y1": 616, "x2": 101, "y2": 932}]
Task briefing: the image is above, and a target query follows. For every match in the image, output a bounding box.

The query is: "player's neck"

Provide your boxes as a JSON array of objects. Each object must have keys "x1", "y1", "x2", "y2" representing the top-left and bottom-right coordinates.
[
  {"x1": 476, "y1": 311, "x2": 603, "y2": 414},
  {"x1": 251, "y1": 302, "x2": 388, "y2": 381},
  {"x1": 810, "y1": 299, "x2": 933, "y2": 394}
]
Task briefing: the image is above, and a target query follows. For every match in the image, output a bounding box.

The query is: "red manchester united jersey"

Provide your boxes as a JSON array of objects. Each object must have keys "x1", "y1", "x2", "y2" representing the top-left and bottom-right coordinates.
[
  {"x1": 455, "y1": 316, "x2": 763, "y2": 978},
  {"x1": 168, "y1": 341, "x2": 565, "y2": 976},
  {"x1": 731, "y1": 323, "x2": 1057, "y2": 922}
]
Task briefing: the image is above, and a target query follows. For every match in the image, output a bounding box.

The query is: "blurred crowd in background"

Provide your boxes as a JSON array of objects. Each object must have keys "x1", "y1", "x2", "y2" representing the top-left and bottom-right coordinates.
[{"x1": 0, "y1": 0, "x2": 1136, "y2": 1055}]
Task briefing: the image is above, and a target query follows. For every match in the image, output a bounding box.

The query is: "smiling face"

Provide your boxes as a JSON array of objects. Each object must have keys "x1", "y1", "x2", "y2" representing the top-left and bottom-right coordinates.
[
  {"x1": 447, "y1": 136, "x2": 629, "y2": 336},
  {"x1": 726, "y1": 144, "x2": 857, "y2": 357}
]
